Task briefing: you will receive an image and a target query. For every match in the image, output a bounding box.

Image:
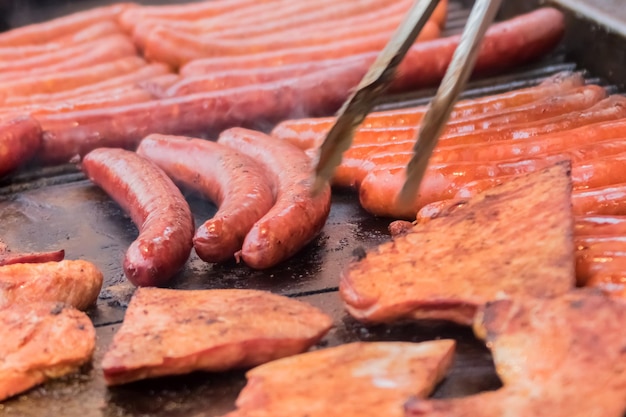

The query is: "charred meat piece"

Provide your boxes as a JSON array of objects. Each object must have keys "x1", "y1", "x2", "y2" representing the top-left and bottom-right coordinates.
[
  {"x1": 0, "y1": 302, "x2": 96, "y2": 402},
  {"x1": 102, "y1": 288, "x2": 333, "y2": 385},
  {"x1": 224, "y1": 340, "x2": 455, "y2": 417},
  {"x1": 0, "y1": 260, "x2": 103, "y2": 310},
  {"x1": 340, "y1": 162, "x2": 576, "y2": 325},
  {"x1": 405, "y1": 290, "x2": 626, "y2": 417}
]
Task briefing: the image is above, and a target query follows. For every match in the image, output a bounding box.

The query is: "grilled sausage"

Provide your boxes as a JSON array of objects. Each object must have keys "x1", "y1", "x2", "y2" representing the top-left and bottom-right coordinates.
[
  {"x1": 574, "y1": 215, "x2": 626, "y2": 236},
  {"x1": 136, "y1": 134, "x2": 276, "y2": 263},
  {"x1": 0, "y1": 56, "x2": 147, "y2": 100},
  {"x1": 0, "y1": 114, "x2": 42, "y2": 178},
  {"x1": 81, "y1": 148, "x2": 194, "y2": 287},
  {"x1": 0, "y1": 4, "x2": 132, "y2": 47},
  {"x1": 217, "y1": 128, "x2": 331, "y2": 269},
  {"x1": 0, "y1": 35, "x2": 137, "y2": 79}
]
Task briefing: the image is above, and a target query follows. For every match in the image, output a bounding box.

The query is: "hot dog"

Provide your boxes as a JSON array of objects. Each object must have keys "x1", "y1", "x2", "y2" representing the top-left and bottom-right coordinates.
[
  {"x1": 81, "y1": 148, "x2": 194, "y2": 287},
  {"x1": 144, "y1": 21, "x2": 440, "y2": 69},
  {"x1": 136, "y1": 134, "x2": 275, "y2": 264},
  {"x1": 180, "y1": 8, "x2": 564, "y2": 78},
  {"x1": 2, "y1": 64, "x2": 171, "y2": 107},
  {"x1": 36, "y1": 62, "x2": 375, "y2": 165},
  {"x1": 217, "y1": 128, "x2": 331, "y2": 269},
  {"x1": 270, "y1": 71, "x2": 585, "y2": 148},
  {"x1": 0, "y1": 35, "x2": 138, "y2": 80},
  {"x1": 0, "y1": 114, "x2": 42, "y2": 178},
  {"x1": 575, "y1": 215, "x2": 626, "y2": 236},
  {"x1": 0, "y1": 3, "x2": 133, "y2": 47},
  {"x1": 0, "y1": 56, "x2": 147, "y2": 100}
]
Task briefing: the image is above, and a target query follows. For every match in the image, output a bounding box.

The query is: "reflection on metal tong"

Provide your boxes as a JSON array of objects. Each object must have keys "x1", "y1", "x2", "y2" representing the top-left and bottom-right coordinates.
[{"x1": 312, "y1": 0, "x2": 503, "y2": 209}]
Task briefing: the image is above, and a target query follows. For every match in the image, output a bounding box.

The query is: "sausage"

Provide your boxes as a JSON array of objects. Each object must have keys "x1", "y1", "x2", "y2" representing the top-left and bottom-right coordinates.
[
  {"x1": 0, "y1": 88, "x2": 153, "y2": 117},
  {"x1": 572, "y1": 183, "x2": 626, "y2": 216},
  {"x1": 0, "y1": 114, "x2": 42, "y2": 178},
  {"x1": 144, "y1": 21, "x2": 440, "y2": 68},
  {"x1": 36, "y1": 61, "x2": 376, "y2": 165},
  {"x1": 0, "y1": 249, "x2": 64, "y2": 266},
  {"x1": 574, "y1": 215, "x2": 626, "y2": 236},
  {"x1": 171, "y1": 56, "x2": 364, "y2": 96},
  {"x1": 0, "y1": 260, "x2": 102, "y2": 310},
  {"x1": 180, "y1": 7, "x2": 563, "y2": 77},
  {"x1": 137, "y1": 74, "x2": 180, "y2": 99},
  {"x1": 142, "y1": 3, "x2": 423, "y2": 62},
  {"x1": 0, "y1": 56, "x2": 147, "y2": 100},
  {"x1": 136, "y1": 134, "x2": 276, "y2": 263},
  {"x1": 118, "y1": 0, "x2": 262, "y2": 32},
  {"x1": 270, "y1": 71, "x2": 585, "y2": 147},
  {"x1": 576, "y1": 237, "x2": 626, "y2": 287},
  {"x1": 217, "y1": 128, "x2": 331, "y2": 269},
  {"x1": 0, "y1": 21, "x2": 124, "y2": 62},
  {"x1": 0, "y1": 35, "x2": 138, "y2": 80},
  {"x1": 0, "y1": 4, "x2": 133, "y2": 47},
  {"x1": 81, "y1": 148, "x2": 194, "y2": 287},
  {"x1": 2, "y1": 64, "x2": 170, "y2": 107}
]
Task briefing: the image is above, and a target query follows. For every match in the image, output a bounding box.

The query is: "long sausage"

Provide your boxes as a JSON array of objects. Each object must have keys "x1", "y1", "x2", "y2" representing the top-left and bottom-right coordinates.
[
  {"x1": 270, "y1": 71, "x2": 585, "y2": 147},
  {"x1": 81, "y1": 148, "x2": 194, "y2": 287},
  {"x1": 179, "y1": 8, "x2": 564, "y2": 77},
  {"x1": 1, "y1": 64, "x2": 170, "y2": 107},
  {"x1": 217, "y1": 128, "x2": 331, "y2": 269},
  {"x1": 0, "y1": 249, "x2": 64, "y2": 266},
  {"x1": 574, "y1": 215, "x2": 626, "y2": 236},
  {"x1": 0, "y1": 56, "x2": 147, "y2": 100},
  {"x1": 0, "y1": 115, "x2": 42, "y2": 178},
  {"x1": 0, "y1": 35, "x2": 137, "y2": 80},
  {"x1": 0, "y1": 4, "x2": 132, "y2": 47},
  {"x1": 136, "y1": 134, "x2": 276, "y2": 264}
]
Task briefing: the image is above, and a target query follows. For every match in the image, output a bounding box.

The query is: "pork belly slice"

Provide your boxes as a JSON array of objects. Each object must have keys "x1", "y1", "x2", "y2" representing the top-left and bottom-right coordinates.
[
  {"x1": 223, "y1": 340, "x2": 455, "y2": 417},
  {"x1": 340, "y1": 161, "x2": 576, "y2": 325},
  {"x1": 102, "y1": 288, "x2": 333, "y2": 385},
  {"x1": 405, "y1": 289, "x2": 626, "y2": 417},
  {"x1": 0, "y1": 302, "x2": 96, "y2": 402},
  {"x1": 0, "y1": 260, "x2": 103, "y2": 310}
]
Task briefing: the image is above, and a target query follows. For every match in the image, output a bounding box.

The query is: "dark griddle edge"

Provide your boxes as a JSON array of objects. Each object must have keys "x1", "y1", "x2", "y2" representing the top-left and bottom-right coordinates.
[{"x1": 0, "y1": 1, "x2": 625, "y2": 417}]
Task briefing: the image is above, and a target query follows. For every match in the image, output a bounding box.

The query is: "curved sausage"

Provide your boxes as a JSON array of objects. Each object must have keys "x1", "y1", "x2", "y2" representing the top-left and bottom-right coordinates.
[
  {"x1": 81, "y1": 148, "x2": 194, "y2": 287},
  {"x1": 136, "y1": 134, "x2": 275, "y2": 263},
  {"x1": 0, "y1": 4, "x2": 132, "y2": 47},
  {"x1": 217, "y1": 128, "x2": 331, "y2": 269},
  {"x1": 270, "y1": 71, "x2": 585, "y2": 147},
  {"x1": 0, "y1": 249, "x2": 64, "y2": 266},
  {"x1": 0, "y1": 260, "x2": 102, "y2": 310},
  {"x1": 0, "y1": 114, "x2": 42, "y2": 178}
]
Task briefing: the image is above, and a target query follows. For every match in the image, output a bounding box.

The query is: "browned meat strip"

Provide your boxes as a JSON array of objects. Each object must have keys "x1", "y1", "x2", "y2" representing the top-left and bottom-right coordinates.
[
  {"x1": 340, "y1": 162, "x2": 576, "y2": 325},
  {"x1": 102, "y1": 288, "x2": 333, "y2": 385}
]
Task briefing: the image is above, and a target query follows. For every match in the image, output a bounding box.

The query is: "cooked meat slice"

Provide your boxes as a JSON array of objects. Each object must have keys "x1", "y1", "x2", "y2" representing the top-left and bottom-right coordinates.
[
  {"x1": 405, "y1": 290, "x2": 626, "y2": 417},
  {"x1": 224, "y1": 340, "x2": 455, "y2": 417},
  {"x1": 340, "y1": 162, "x2": 576, "y2": 325},
  {"x1": 102, "y1": 288, "x2": 333, "y2": 385},
  {"x1": 0, "y1": 302, "x2": 96, "y2": 402},
  {"x1": 0, "y1": 260, "x2": 103, "y2": 310}
]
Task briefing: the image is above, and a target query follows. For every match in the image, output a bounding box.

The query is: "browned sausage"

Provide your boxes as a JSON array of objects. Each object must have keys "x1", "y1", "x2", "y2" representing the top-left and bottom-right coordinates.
[
  {"x1": 217, "y1": 128, "x2": 331, "y2": 269},
  {"x1": 0, "y1": 114, "x2": 42, "y2": 178},
  {"x1": 81, "y1": 148, "x2": 194, "y2": 287},
  {"x1": 136, "y1": 134, "x2": 276, "y2": 263}
]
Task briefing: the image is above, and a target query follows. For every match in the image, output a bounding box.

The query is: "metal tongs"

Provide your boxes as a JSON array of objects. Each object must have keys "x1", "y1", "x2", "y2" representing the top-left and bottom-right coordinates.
[{"x1": 313, "y1": 0, "x2": 503, "y2": 207}]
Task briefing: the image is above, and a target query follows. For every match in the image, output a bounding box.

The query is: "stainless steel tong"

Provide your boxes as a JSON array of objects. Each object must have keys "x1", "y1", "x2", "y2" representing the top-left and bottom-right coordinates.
[{"x1": 313, "y1": 0, "x2": 503, "y2": 208}]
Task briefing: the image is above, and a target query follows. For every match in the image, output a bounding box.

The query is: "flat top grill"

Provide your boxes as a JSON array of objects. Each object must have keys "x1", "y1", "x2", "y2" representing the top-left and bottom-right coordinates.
[{"x1": 0, "y1": 1, "x2": 623, "y2": 416}]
